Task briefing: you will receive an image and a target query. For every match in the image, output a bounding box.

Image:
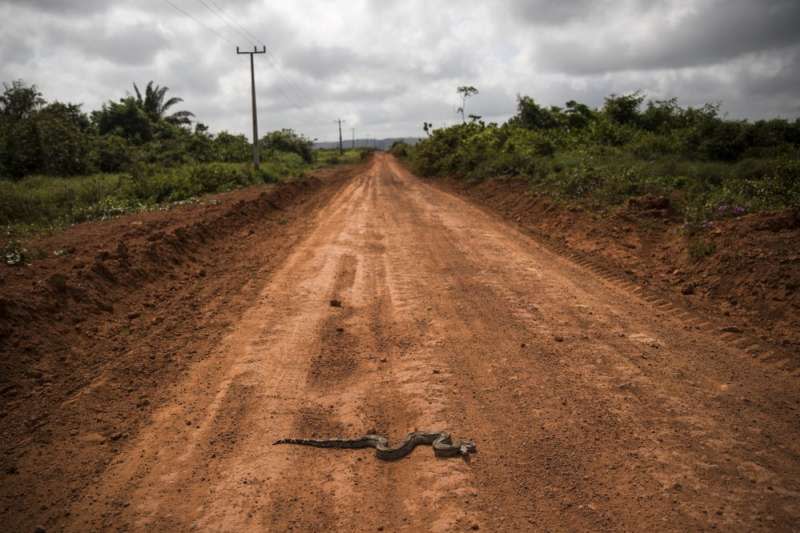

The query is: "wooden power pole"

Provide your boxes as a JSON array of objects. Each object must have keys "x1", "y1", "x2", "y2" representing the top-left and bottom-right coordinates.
[
  {"x1": 237, "y1": 46, "x2": 266, "y2": 169},
  {"x1": 335, "y1": 119, "x2": 345, "y2": 154}
]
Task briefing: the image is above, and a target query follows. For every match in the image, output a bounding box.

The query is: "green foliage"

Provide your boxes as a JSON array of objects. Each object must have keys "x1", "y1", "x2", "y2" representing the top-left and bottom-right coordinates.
[
  {"x1": 36, "y1": 102, "x2": 92, "y2": 175},
  {"x1": 260, "y1": 129, "x2": 313, "y2": 163},
  {"x1": 688, "y1": 237, "x2": 717, "y2": 261},
  {"x1": 457, "y1": 86, "x2": 479, "y2": 123},
  {"x1": 213, "y1": 131, "x2": 251, "y2": 162},
  {"x1": 0, "y1": 80, "x2": 44, "y2": 120},
  {"x1": 133, "y1": 81, "x2": 194, "y2": 126},
  {"x1": 92, "y1": 97, "x2": 153, "y2": 143},
  {"x1": 0, "y1": 79, "x2": 340, "y2": 230},
  {"x1": 408, "y1": 91, "x2": 800, "y2": 220},
  {"x1": 510, "y1": 96, "x2": 562, "y2": 130},
  {"x1": 390, "y1": 141, "x2": 410, "y2": 158},
  {"x1": 603, "y1": 92, "x2": 645, "y2": 126},
  {"x1": 314, "y1": 148, "x2": 364, "y2": 166},
  {"x1": 0, "y1": 156, "x2": 312, "y2": 231}
]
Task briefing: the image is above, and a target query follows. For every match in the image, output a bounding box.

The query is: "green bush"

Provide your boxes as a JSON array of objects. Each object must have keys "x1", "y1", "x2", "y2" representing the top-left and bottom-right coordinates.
[{"x1": 91, "y1": 134, "x2": 132, "y2": 172}]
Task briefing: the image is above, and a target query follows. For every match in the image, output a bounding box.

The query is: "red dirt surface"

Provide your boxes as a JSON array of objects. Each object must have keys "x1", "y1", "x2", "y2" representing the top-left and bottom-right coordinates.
[
  {"x1": 1, "y1": 155, "x2": 799, "y2": 532},
  {"x1": 0, "y1": 163, "x2": 360, "y2": 530},
  {"x1": 439, "y1": 175, "x2": 800, "y2": 370}
]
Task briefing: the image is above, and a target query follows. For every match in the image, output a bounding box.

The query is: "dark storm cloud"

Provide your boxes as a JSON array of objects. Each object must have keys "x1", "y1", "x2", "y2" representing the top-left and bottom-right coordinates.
[
  {"x1": 533, "y1": 0, "x2": 800, "y2": 73},
  {"x1": 284, "y1": 45, "x2": 378, "y2": 80},
  {"x1": 510, "y1": 0, "x2": 615, "y2": 25},
  {"x1": 1, "y1": 0, "x2": 798, "y2": 141},
  {"x1": 47, "y1": 23, "x2": 170, "y2": 66},
  {"x1": 4, "y1": 0, "x2": 110, "y2": 15}
]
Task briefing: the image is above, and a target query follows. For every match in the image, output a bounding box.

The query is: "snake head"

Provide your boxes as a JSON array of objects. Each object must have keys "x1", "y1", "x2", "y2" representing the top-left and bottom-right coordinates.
[{"x1": 459, "y1": 440, "x2": 477, "y2": 455}]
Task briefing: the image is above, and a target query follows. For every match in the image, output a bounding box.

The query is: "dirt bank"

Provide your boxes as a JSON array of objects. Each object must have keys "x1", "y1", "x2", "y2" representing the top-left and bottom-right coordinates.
[
  {"x1": 0, "y1": 164, "x2": 360, "y2": 530},
  {"x1": 436, "y1": 175, "x2": 800, "y2": 370}
]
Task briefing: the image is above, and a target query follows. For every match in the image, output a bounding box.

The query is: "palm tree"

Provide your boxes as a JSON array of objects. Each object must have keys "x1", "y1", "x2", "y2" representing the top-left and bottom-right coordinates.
[{"x1": 132, "y1": 81, "x2": 194, "y2": 126}]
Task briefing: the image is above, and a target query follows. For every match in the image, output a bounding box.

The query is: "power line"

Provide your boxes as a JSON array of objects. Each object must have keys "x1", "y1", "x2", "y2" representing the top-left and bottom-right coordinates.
[
  {"x1": 198, "y1": 0, "x2": 313, "y2": 109},
  {"x1": 264, "y1": 52, "x2": 316, "y2": 107},
  {"x1": 165, "y1": 0, "x2": 326, "y2": 124},
  {"x1": 194, "y1": 0, "x2": 256, "y2": 46},
  {"x1": 162, "y1": 0, "x2": 235, "y2": 46},
  {"x1": 207, "y1": 0, "x2": 263, "y2": 46}
]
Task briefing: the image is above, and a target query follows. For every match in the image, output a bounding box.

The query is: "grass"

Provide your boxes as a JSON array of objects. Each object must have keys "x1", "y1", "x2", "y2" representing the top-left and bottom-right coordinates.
[
  {"x1": 0, "y1": 149, "x2": 369, "y2": 236},
  {"x1": 450, "y1": 146, "x2": 800, "y2": 227}
]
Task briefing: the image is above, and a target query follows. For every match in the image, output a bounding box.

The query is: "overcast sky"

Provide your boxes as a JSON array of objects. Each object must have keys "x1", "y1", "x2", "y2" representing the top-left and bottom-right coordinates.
[{"x1": 1, "y1": 0, "x2": 798, "y2": 141}]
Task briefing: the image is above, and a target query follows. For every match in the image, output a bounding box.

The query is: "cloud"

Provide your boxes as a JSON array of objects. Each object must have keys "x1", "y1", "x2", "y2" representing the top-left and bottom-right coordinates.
[
  {"x1": 531, "y1": 0, "x2": 800, "y2": 74},
  {"x1": 0, "y1": 0, "x2": 797, "y2": 142}
]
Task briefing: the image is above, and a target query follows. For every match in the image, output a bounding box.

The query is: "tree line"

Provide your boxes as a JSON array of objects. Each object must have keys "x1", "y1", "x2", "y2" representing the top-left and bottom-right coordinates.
[
  {"x1": 398, "y1": 89, "x2": 800, "y2": 219},
  {"x1": 0, "y1": 80, "x2": 314, "y2": 179}
]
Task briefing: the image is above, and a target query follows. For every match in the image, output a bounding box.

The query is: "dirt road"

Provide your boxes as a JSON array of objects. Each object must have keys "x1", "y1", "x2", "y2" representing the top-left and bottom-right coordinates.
[{"x1": 19, "y1": 154, "x2": 800, "y2": 531}]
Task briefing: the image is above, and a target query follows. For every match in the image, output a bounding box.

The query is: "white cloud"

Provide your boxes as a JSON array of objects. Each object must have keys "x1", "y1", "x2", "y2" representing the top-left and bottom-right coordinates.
[{"x1": 0, "y1": 0, "x2": 797, "y2": 142}]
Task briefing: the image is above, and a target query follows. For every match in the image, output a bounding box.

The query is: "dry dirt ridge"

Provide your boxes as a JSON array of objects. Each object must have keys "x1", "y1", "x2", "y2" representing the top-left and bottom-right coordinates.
[
  {"x1": 1, "y1": 154, "x2": 799, "y2": 532},
  {"x1": 436, "y1": 175, "x2": 800, "y2": 371}
]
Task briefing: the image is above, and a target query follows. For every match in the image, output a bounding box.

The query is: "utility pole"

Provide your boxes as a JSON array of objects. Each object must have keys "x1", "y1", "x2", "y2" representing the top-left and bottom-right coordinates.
[
  {"x1": 352, "y1": 128, "x2": 356, "y2": 149},
  {"x1": 237, "y1": 45, "x2": 266, "y2": 169},
  {"x1": 335, "y1": 119, "x2": 345, "y2": 154}
]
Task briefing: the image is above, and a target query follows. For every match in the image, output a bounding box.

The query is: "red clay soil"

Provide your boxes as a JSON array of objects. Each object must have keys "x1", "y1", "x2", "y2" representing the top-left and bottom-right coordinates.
[
  {"x1": 437, "y1": 175, "x2": 800, "y2": 370},
  {"x1": 0, "y1": 163, "x2": 360, "y2": 530},
  {"x1": 1, "y1": 155, "x2": 799, "y2": 532}
]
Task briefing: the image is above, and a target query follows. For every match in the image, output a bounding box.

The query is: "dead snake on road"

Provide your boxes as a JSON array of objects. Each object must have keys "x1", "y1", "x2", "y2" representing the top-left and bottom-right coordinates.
[{"x1": 273, "y1": 431, "x2": 476, "y2": 460}]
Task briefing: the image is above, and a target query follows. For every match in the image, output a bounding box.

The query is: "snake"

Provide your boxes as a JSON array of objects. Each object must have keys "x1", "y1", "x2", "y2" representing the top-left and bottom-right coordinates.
[{"x1": 273, "y1": 431, "x2": 476, "y2": 461}]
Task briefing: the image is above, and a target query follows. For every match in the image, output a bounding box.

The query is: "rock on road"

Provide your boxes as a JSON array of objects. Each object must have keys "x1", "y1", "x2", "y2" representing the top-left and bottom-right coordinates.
[{"x1": 63, "y1": 154, "x2": 799, "y2": 531}]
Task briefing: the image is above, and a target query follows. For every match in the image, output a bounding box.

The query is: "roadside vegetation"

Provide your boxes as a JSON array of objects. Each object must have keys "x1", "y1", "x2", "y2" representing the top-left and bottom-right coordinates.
[
  {"x1": 0, "y1": 80, "x2": 363, "y2": 234},
  {"x1": 399, "y1": 91, "x2": 800, "y2": 231}
]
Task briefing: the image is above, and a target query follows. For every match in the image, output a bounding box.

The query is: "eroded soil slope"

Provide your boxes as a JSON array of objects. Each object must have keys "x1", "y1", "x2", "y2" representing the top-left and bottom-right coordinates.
[
  {"x1": 0, "y1": 164, "x2": 360, "y2": 529},
  {"x1": 439, "y1": 175, "x2": 800, "y2": 368}
]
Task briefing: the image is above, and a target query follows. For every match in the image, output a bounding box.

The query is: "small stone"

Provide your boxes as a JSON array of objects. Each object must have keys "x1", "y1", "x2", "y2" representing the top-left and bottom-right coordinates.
[
  {"x1": 682, "y1": 284, "x2": 696, "y2": 295},
  {"x1": 329, "y1": 299, "x2": 342, "y2": 308},
  {"x1": 471, "y1": 525, "x2": 480, "y2": 531},
  {"x1": 721, "y1": 326, "x2": 742, "y2": 334},
  {"x1": 554, "y1": 336, "x2": 565, "y2": 343},
  {"x1": 432, "y1": 369, "x2": 441, "y2": 374},
  {"x1": 34, "y1": 526, "x2": 46, "y2": 533},
  {"x1": 336, "y1": 327, "x2": 344, "y2": 333},
  {"x1": 127, "y1": 312, "x2": 141, "y2": 320},
  {"x1": 379, "y1": 358, "x2": 388, "y2": 363}
]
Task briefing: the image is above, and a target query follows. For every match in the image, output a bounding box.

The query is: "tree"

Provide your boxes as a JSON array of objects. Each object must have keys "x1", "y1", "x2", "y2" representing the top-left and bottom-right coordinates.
[
  {"x1": 132, "y1": 81, "x2": 194, "y2": 126},
  {"x1": 564, "y1": 100, "x2": 594, "y2": 129},
  {"x1": 603, "y1": 91, "x2": 645, "y2": 126},
  {"x1": 92, "y1": 97, "x2": 153, "y2": 143},
  {"x1": 260, "y1": 129, "x2": 314, "y2": 163},
  {"x1": 213, "y1": 131, "x2": 251, "y2": 162},
  {"x1": 0, "y1": 80, "x2": 45, "y2": 120},
  {"x1": 0, "y1": 81, "x2": 45, "y2": 177},
  {"x1": 457, "y1": 86, "x2": 479, "y2": 123},
  {"x1": 511, "y1": 96, "x2": 560, "y2": 130},
  {"x1": 36, "y1": 102, "x2": 92, "y2": 175}
]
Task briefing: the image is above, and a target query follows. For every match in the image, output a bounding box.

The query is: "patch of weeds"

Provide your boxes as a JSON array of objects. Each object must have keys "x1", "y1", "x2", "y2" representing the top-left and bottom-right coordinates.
[
  {"x1": 2, "y1": 240, "x2": 27, "y2": 266},
  {"x1": 688, "y1": 237, "x2": 717, "y2": 261}
]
